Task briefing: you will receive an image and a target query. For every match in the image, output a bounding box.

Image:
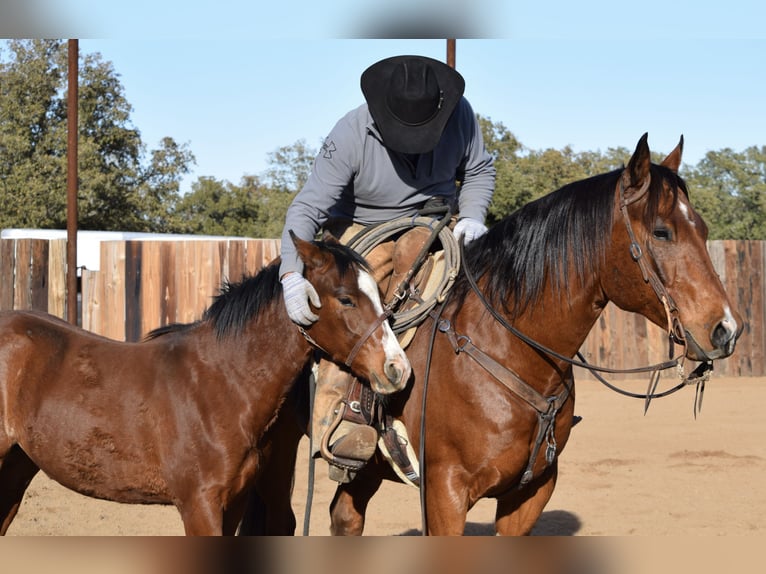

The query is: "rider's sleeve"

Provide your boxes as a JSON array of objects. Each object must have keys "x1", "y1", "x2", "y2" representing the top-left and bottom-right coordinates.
[
  {"x1": 455, "y1": 99, "x2": 496, "y2": 223},
  {"x1": 279, "y1": 111, "x2": 361, "y2": 277}
]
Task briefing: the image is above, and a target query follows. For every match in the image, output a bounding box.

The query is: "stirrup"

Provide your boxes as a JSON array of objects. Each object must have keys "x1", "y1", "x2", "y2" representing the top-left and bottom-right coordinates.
[{"x1": 320, "y1": 407, "x2": 377, "y2": 481}]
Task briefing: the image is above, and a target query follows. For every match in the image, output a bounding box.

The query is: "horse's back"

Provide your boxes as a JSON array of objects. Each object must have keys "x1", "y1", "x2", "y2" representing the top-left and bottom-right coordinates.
[{"x1": 0, "y1": 310, "x2": 160, "y2": 436}]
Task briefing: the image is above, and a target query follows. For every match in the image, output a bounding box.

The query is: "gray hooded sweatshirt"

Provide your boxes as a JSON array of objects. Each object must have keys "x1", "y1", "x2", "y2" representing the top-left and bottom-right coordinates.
[{"x1": 279, "y1": 97, "x2": 496, "y2": 276}]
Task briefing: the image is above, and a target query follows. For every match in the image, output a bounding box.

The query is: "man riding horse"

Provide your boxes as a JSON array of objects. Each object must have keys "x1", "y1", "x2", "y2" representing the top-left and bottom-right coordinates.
[{"x1": 278, "y1": 55, "x2": 496, "y2": 482}]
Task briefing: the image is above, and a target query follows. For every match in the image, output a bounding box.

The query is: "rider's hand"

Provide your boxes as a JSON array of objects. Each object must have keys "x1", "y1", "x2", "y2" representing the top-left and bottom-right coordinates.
[
  {"x1": 453, "y1": 218, "x2": 488, "y2": 244},
  {"x1": 281, "y1": 272, "x2": 321, "y2": 326}
]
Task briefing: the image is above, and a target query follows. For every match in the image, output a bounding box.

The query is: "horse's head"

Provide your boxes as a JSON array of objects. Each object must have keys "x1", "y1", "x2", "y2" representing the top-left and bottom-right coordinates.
[
  {"x1": 604, "y1": 134, "x2": 742, "y2": 361},
  {"x1": 291, "y1": 232, "x2": 410, "y2": 394}
]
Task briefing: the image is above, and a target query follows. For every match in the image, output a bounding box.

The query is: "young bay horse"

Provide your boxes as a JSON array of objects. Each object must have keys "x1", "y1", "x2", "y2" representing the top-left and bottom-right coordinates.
[
  {"x1": 244, "y1": 134, "x2": 742, "y2": 535},
  {"x1": 0, "y1": 234, "x2": 410, "y2": 535}
]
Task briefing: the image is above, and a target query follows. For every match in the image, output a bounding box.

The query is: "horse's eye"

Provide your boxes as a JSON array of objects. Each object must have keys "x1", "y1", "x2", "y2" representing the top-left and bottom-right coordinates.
[
  {"x1": 653, "y1": 227, "x2": 673, "y2": 241},
  {"x1": 338, "y1": 296, "x2": 355, "y2": 308}
]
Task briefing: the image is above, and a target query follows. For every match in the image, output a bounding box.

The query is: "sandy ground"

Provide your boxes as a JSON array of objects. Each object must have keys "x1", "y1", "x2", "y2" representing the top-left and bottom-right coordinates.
[{"x1": 5, "y1": 375, "x2": 765, "y2": 536}]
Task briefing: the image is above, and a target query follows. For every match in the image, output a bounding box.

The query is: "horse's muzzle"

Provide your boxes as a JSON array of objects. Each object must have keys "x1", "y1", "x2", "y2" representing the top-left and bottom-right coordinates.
[
  {"x1": 686, "y1": 316, "x2": 742, "y2": 361},
  {"x1": 371, "y1": 356, "x2": 410, "y2": 395}
]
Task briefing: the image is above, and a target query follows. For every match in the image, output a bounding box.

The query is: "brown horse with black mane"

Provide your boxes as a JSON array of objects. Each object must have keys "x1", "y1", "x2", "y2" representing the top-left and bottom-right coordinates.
[
  {"x1": 0, "y1": 234, "x2": 410, "y2": 535},
  {"x1": 243, "y1": 134, "x2": 742, "y2": 535}
]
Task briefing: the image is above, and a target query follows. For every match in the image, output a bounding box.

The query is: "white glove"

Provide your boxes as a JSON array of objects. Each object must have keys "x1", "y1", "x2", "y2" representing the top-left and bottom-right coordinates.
[
  {"x1": 453, "y1": 218, "x2": 488, "y2": 244},
  {"x1": 281, "y1": 272, "x2": 321, "y2": 326}
]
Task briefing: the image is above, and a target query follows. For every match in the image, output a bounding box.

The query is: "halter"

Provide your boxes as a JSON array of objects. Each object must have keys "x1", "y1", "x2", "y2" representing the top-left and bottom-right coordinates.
[
  {"x1": 618, "y1": 173, "x2": 687, "y2": 348},
  {"x1": 298, "y1": 309, "x2": 393, "y2": 368}
]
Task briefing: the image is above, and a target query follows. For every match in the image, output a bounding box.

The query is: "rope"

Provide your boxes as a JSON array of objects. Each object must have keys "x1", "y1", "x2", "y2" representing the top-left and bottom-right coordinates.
[{"x1": 346, "y1": 215, "x2": 461, "y2": 334}]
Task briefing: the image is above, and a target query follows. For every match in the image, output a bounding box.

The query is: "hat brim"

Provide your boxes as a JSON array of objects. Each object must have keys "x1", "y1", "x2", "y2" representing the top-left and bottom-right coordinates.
[{"x1": 361, "y1": 55, "x2": 465, "y2": 154}]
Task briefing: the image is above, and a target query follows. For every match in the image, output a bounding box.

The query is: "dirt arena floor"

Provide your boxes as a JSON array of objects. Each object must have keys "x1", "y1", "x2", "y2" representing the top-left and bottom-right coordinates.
[{"x1": 5, "y1": 375, "x2": 765, "y2": 536}]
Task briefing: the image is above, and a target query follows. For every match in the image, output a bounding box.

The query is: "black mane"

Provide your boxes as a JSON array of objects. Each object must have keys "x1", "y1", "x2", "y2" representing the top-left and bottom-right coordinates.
[
  {"x1": 145, "y1": 239, "x2": 370, "y2": 341},
  {"x1": 455, "y1": 164, "x2": 686, "y2": 317}
]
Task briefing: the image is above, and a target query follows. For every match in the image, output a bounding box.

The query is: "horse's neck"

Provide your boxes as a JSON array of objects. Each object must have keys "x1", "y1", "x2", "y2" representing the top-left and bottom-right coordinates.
[
  {"x1": 463, "y1": 285, "x2": 604, "y2": 392},
  {"x1": 205, "y1": 316, "x2": 312, "y2": 396}
]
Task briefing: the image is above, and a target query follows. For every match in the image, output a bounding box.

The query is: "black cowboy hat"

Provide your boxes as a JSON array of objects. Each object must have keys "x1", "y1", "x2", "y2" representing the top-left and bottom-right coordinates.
[{"x1": 361, "y1": 55, "x2": 465, "y2": 154}]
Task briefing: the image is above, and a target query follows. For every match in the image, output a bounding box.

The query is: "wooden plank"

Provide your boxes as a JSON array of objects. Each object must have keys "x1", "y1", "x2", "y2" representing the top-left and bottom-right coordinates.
[
  {"x1": 124, "y1": 241, "x2": 142, "y2": 342},
  {"x1": 30, "y1": 239, "x2": 49, "y2": 312},
  {"x1": 760, "y1": 241, "x2": 766, "y2": 375},
  {"x1": 13, "y1": 240, "x2": 31, "y2": 310},
  {"x1": 227, "y1": 240, "x2": 246, "y2": 284},
  {"x1": 100, "y1": 241, "x2": 127, "y2": 341},
  {"x1": 47, "y1": 239, "x2": 67, "y2": 320},
  {"x1": 0, "y1": 240, "x2": 15, "y2": 310},
  {"x1": 218, "y1": 241, "x2": 230, "y2": 286},
  {"x1": 175, "y1": 241, "x2": 197, "y2": 324},
  {"x1": 743, "y1": 241, "x2": 763, "y2": 375},
  {"x1": 706, "y1": 241, "x2": 730, "y2": 376},
  {"x1": 159, "y1": 242, "x2": 176, "y2": 326},
  {"x1": 80, "y1": 269, "x2": 101, "y2": 335},
  {"x1": 138, "y1": 242, "x2": 161, "y2": 337},
  {"x1": 760, "y1": 241, "x2": 766, "y2": 377},
  {"x1": 196, "y1": 241, "x2": 222, "y2": 317},
  {"x1": 246, "y1": 238, "x2": 280, "y2": 275},
  {"x1": 724, "y1": 240, "x2": 746, "y2": 376}
]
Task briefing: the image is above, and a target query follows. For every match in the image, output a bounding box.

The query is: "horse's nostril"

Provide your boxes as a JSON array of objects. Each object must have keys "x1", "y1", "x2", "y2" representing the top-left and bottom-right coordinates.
[
  {"x1": 711, "y1": 320, "x2": 734, "y2": 349},
  {"x1": 384, "y1": 361, "x2": 402, "y2": 385}
]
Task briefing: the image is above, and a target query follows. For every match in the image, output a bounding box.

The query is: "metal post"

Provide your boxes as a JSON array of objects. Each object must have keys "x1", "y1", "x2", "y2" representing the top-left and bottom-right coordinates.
[
  {"x1": 67, "y1": 39, "x2": 79, "y2": 325},
  {"x1": 446, "y1": 39, "x2": 456, "y2": 68}
]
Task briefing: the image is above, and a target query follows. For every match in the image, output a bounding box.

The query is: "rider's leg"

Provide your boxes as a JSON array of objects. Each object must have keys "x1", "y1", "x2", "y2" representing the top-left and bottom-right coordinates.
[{"x1": 311, "y1": 359, "x2": 378, "y2": 482}]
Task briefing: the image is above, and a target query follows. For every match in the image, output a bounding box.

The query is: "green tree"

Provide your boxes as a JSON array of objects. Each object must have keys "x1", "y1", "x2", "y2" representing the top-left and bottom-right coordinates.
[
  {"x1": 0, "y1": 39, "x2": 194, "y2": 231},
  {"x1": 262, "y1": 139, "x2": 316, "y2": 193},
  {"x1": 0, "y1": 39, "x2": 68, "y2": 227},
  {"x1": 476, "y1": 115, "x2": 527, "y2": 224},
  {"x1": 174, "y1": 175, "x2": 293, "y2": 238},
  {"x1": 685, "y1": 146, "x2": 766, "y2": 239},
  {"x1": 239, "y1": 175, "x2": 295, "y2": 238},
  {"x1": 137, "y1": 136, "x2": 195, "y2": 232}
]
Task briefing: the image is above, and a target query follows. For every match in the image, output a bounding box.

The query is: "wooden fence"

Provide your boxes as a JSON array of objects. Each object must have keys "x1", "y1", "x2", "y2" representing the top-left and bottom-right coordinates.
[{"x1": 0, "y1": 237, "x2": 762, "y2": 379}]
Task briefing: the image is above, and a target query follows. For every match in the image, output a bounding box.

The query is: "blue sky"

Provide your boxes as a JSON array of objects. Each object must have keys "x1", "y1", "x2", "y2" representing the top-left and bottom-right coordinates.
[{"x1": 3, "y1": 2, "x2": 766, "y2": 193}]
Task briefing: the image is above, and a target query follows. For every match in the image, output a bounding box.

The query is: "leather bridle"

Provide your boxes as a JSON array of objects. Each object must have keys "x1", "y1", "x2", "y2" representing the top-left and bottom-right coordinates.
[
  {"x1": 618, "y1": 173, "x2": 687, "y2": 349},
  {"x1": 299, "y1": 307, "x2": 393, "y2": 368}
]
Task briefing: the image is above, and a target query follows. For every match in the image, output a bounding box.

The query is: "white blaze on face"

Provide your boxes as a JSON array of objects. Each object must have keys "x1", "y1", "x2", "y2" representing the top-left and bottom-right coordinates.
[
  {"x1": 720, "y1": 305, "x2": 738, "y2": 338},
  {"x1": 679, "y1": 198, "x2": 696, "y2": 227},
  {"x1": 356, "y1": 268, "x2": 404, "y2": 360}
]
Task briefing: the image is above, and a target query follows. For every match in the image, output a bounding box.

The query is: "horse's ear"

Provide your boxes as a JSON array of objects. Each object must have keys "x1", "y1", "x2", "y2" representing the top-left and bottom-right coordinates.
[
  {"x1": 320, "y1": 230, "x2": 340, "y2": 245},
  {"x1": 623, "y1": 133, "x2": 651, "y2": 199},
  {"x1": 290, "y1": 230, "x2": 328, "y2": 271},
  {"x1": 660, "y1": 135, "x2": 684, "y2": 173}
]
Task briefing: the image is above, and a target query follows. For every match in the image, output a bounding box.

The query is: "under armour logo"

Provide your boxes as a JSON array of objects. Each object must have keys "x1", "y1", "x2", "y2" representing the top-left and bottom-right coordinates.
[{"x1": 322, "y1": 139, "x2": 337, "y2": 159}]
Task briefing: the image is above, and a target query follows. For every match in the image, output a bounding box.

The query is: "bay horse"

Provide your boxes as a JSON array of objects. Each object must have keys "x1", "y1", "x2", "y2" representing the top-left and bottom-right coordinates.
[
  {"x1": 0, "y1": 233, "x2": 410, "y2": 535},
  {"x1": 243, "y1": 134, "x2": 742, "y2": 535}
]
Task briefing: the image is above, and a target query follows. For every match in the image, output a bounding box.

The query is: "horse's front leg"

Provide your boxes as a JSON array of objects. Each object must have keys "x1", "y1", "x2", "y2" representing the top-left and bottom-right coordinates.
[
  {"x1": 178, "y1": 495, "x2": 223, "y2": 536},
  {"x1": 329, "y1": 467, "x2": 384, "y2": 535},
  {"x1": 423, "y1": 468, "x2": 471, "y2": 535},
  {"x1": 494, "y1": 463, "x2": 558, "y2": 535}
]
